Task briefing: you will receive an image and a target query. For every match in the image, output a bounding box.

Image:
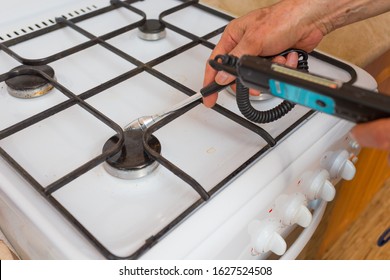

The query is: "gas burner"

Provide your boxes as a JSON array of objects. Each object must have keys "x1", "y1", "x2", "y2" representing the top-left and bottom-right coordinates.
[
  {"x1": 137, "y1": 19, "x2": 166, "y2": 41},
  {"x1": 5, "y1": 65, "x2": 56, "y2": 98},
  {"x1": 102, "y1": 130, "x2": 161, "y2": 180}
]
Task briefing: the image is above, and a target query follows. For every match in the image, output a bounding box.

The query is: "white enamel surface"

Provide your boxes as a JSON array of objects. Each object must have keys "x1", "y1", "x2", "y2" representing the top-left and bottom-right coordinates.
[{"x1": 0, "y1": 0, "x2": 378, "y2": 259}]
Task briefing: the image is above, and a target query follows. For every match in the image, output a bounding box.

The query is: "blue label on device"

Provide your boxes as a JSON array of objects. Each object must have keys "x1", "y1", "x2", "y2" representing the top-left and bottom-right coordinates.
[{"x1": 269, "y1": 79, "x2": 335, "y2": 114}]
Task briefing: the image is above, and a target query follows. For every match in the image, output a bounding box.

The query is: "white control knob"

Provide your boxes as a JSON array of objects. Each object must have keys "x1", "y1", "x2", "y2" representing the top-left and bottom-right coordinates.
[
  {"x1": 321, "y1": 149, "x2": 356, "y2": 180},
  {"x1": 274, "y1": 193, "x2": 312, "y2": 227},
  {"x1": 300, "y1": 169, "x2": 336, "y2": 201},
  {"x1": 248, "y1": 219, "x2": 286, "y2": 256},
  {"x1": 340, "y1": 160, "x2": 356, "y2": 180}
]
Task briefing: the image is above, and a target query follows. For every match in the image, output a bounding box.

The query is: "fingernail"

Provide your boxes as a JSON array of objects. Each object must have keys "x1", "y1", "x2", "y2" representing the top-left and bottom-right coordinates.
[
  {"x1": 286, "y1": 52, "x2": 298, "y2": 68},
  {"x1": 272, "y1": 56, "x2": 286, "y2": 64},
  {"x1": 216, "y1": 71, "x2": 229, "y2": 84}
]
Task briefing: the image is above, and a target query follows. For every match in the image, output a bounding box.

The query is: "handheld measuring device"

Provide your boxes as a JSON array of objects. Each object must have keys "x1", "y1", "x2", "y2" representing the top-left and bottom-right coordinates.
[{"x1": 235, "y1": 55, "x2": 390, "y2": 123}]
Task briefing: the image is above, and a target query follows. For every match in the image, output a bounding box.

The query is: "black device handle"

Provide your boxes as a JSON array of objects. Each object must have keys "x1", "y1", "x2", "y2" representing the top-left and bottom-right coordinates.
[
  {"x1": 200, "y1": 80, "x2": 235, "y2": 97},
  {"x1": 236, "y1": 55, "x2": 390, "y2": 123}
]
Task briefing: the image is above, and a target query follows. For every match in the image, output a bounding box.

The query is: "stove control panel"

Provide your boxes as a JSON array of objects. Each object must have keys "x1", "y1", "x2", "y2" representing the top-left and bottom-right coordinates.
[
  {"x1": 249, "y1": 192, "x2": 312, "y2": 256},
  {"x1": 247, "y1": 132, "x2": 360, "y2": 258}
]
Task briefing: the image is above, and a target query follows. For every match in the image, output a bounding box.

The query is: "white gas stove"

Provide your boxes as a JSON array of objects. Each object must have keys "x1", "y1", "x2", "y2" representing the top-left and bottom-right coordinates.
[{"x1": 0, "y1": 0, "x2": 377, "y2": 260}]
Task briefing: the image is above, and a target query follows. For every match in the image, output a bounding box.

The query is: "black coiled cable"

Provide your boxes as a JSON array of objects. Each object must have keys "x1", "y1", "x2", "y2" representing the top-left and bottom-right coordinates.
[
  {"x1": 236, "y1": 80, "x2": 296, "y2": 123},
  {"x1": 236, "y1": 49, "x2": 308, "y2": 123}
]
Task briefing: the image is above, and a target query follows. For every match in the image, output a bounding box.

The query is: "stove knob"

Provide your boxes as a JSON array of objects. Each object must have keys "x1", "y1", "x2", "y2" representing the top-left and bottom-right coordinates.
[
  {"x1": 300, "y1": 169, "x2": 336, "y2": 201},
  {"x1": 274, "y1": 193, "x2": 312, "y2": 227},
  {"x1": 248, "y1": 219, "x2": 287, "y2": 256},
  {"x1": 321, "y1": 149, "x2": 356, "y2": 180}
]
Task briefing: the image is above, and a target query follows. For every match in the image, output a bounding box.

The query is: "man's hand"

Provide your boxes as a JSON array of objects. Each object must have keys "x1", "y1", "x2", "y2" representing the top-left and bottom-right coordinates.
[
  {"x1": 351, "y1": 117, "x2": 390, "y2": 156},
  {"x1": 203, "y1": 1, "x2": 326, "y2": 108}
]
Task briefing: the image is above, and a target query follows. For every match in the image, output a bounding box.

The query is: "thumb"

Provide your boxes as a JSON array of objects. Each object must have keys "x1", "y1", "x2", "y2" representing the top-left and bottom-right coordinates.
[{"x1": 350, "y1": 118, "x2": 390, "y2": 151}]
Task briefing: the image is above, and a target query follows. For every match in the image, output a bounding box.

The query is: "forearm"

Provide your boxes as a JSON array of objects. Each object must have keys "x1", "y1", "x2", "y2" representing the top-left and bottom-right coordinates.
[{"x1": 289, "y1": 0, "x2": 390, "y2": 35}]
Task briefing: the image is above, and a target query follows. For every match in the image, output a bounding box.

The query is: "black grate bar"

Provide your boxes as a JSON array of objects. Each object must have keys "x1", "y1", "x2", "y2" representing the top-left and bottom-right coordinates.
[
  {"x1": 0, "y1": 146, "x2": 120, "y2": 260},
  {"x1": 145, "y1": 40, "x2": 201, "y2": 67},
  {"x1": 144, "y1": 26, "x2": 227, "y2": 68},
  {"x1": 143, "y1": 103, "x2": 210, "y2": 201},
  {"x1": 1, "y1": 0, "x2": 144, "y2": 48},
  {"x1": 144, "y1": 66, "x2": 277, "y2": 145},
  {"x1": 0, "y1": 67, "x2": 125, "y2": 195},
  {"x1": 44, "y1": 150, "x2": 116, "y2": 195},
  {"x1": 0, "y1": 67, "x2": 81, "y2": 139},
  {"x1": 212, "y1": 105, "x2": 277, "y2": 146},
  {"x1": 274, "y1": 110, "x2": 316, "y2": 142},
  {"x1": 0, "y1": 98, "x2": 77, "y2": 140},
  {"x1": 310, "y1": 51, "x2": 357, "y2": 84},
  {"x1": 146, "y1": 67, "x2": 201, "y2": 97},
  {"x1": 55, "y1": 17, "x2": 144, "y2": 67},
  {"x1": 159, "y1": 1, "x2": 216, "y2": 47},
  {"x1": 207, "y1": 146, "x2": 272, "y2": 198},
  {"x1": 0, "y1": 147, "x2": 46, "y2": 194},
  {"x1": 110, "y1": 0, "x2": 147, "y2": 18},
  {"x1": 116, "y1": 196, "x2": 207, "y2": 259},
  {"x1": 79, "y1": 66, "x2": 145, "y2": 100},
  {"x1": 40, "y1": 85, "x2": 125, "y2": 195},
  {"x1": 0, "y1": 1, "x2": 146, "y2": 66},
  {"x1": 0, "y1": 39, "x2": 99, "y2": 66}
]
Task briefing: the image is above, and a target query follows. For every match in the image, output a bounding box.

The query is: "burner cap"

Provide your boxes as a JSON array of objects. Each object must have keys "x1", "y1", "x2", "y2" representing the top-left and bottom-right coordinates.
[
  {"x1": 137, "y1": 19, "x2": 166, "y2": 41},
  {"x1": 102, "y1": 130, "x2": 161, "y2": 180},
  {"x1": 5, "y1": 65, "x2": 56, "y2": 98}
]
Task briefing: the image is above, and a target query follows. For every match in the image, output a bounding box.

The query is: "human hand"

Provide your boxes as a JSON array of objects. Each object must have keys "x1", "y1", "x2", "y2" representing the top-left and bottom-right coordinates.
[
  {"x1": 223, "y1": 51, "x2": 300, "y2": 98},
  {"x1": 351, "y1": 118, "x2": 390, "y2": 160},
  {"x1": 203, "y1": 1, "x2": 326, "y2": 107}
]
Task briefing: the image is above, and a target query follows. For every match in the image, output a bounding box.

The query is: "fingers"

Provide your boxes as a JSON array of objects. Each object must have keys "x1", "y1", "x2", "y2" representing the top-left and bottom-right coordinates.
[
  {"x1": 203, "y1": 16, "x2": 264, "y2": 108},
  {"x1": 350, "y1": 118, "x2": 390, "y2": 151},
  {"x1": 202, "y1": 93, "x2": 219, "y2": 108},
  {"x1": 215, "y1": 28, "x2": 267, "y2": 84},
  {"x1": 203, "y1": 20, "x2": 243, "y2": 86},
  {"x1": 272, "y1": 52, "x2": 299, "y2": 68},
  {"x1": 203, "y1": 25, "x2": 241, "y2": 108},
  {"x1": 229, "y1": 84, "x2": 260, "y2": 96},
  {"x1": 203, "y1": 52, "x2": 299, "y2": 107}
]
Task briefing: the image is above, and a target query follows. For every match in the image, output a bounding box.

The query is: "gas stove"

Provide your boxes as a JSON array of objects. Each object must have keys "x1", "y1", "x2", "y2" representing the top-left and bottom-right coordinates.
[{"x1": 0, "y1": 0, "x2": 377, "y2": 260}]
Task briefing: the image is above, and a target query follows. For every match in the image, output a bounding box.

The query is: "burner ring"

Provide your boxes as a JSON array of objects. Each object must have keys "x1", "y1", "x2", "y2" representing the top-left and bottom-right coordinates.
[
  {"x1": 137, "y1": 19, "x2": 166, "y2": 41},
  {"x1": 102, "y1": 130, "x2": 161, "y2": 180},
  {"x1": 5, "y1": 65, "x2": 56, "y2": 98}
]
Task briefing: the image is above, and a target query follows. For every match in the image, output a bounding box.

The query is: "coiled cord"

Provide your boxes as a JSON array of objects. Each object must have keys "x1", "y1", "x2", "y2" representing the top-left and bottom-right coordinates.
[
  {"x1": 236, "y1": 49, "x2": 308, "y2": 123},
  {"x1": 236, "y1": 80, "x2": 296, "y2": 123}
]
